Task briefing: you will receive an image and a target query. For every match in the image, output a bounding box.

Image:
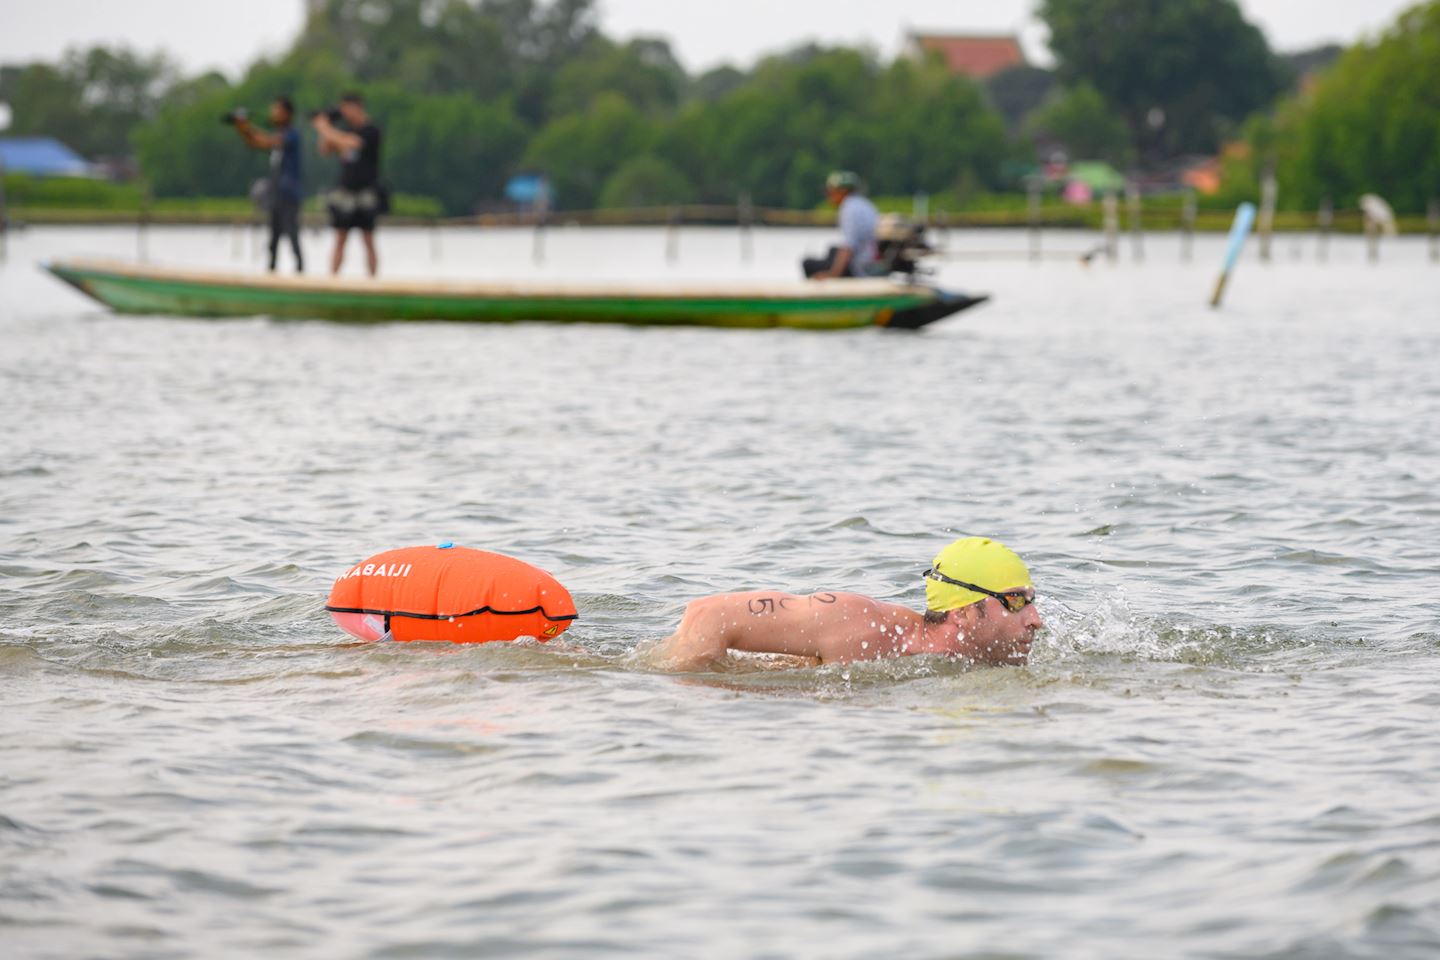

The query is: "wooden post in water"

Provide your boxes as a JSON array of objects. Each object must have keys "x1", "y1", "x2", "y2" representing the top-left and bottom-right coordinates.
[
  {"x1": 934, "y1": 210, "x2": 950, "y2": 250},
  {"x1": 1429, "y1": 198, "x2": 1439, "y2": 263},
  {"x1": 0, "y1": 156, "x2": 7, "y2": 263},
  {"x1": 1103, "y1": 191, "x2": 1119, "y2": 263},
  {"x1": 1126, "y1": 182, "x2": 1143, "y2": 262},
  {"x1": 739, "y1": 192, "x2": 754, "y2": 263},
  {"x1": 1317, "y1": 197, "x2": 1332, "y2": 262},
  {"x1": 913, "y1": 191, "x2": 930, "y2": 226},
  {"x1": 1027, "y1": 180, "x2": 1042, "y2": 262},
  {"x1": 1181, "y1": 189, "x2": 1196, "y2": 263},
  {"x1": 1257, "y1": 170, "x2": 1277, "y2": 263},
  {"x1": 532, "y1": 194, "x2": 548, "y2": 265},
  {"x1": 138, "y1": 180, "x2": 152, "y2": 263},
  {"x1": 666, "y1": 206, "x2": 681, "y2": 263}
]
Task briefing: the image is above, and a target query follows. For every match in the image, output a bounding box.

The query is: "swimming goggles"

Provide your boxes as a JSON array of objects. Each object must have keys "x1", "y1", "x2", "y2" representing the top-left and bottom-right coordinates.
[{"x1": 924, "y1": 568, "x2": 1036, "y2": 613}]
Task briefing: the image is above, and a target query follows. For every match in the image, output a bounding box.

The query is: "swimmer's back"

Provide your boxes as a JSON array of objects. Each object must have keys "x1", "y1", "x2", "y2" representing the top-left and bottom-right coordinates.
[{"x1": 672, "y1": 590, "x2": 911, "y2": 663}]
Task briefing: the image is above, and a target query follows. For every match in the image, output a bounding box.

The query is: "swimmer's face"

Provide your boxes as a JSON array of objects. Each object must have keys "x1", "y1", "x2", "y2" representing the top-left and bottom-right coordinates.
[{"x1": 954, "y1": 589, "x2": 1043, "y2": 665}]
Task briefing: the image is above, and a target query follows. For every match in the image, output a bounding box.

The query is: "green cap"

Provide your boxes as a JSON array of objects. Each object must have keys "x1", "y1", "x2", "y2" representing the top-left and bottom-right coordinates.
[{"x1": 825, "y1": 170, "x2": 862, "y2": 193}]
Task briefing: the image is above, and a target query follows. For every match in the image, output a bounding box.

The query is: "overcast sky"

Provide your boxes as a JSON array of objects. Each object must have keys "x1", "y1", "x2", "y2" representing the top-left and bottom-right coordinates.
[{"x1": 0, "y1": 0, "x2": 1420, "y2": 78}]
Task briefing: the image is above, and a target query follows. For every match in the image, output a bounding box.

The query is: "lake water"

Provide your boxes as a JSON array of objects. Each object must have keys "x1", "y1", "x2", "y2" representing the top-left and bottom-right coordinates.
[{"x1": 2, "y1": 224, "x2": 1438, "y2": 959}]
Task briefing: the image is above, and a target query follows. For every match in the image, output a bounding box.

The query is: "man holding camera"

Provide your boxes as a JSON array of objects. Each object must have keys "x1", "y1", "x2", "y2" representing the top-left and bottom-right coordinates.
[
  {"x1": 226, "y1": 96, "x2": 304, "y2": 273},
  {"x1": 311, "y1": 93, "x2": 384, "y2": 277}
]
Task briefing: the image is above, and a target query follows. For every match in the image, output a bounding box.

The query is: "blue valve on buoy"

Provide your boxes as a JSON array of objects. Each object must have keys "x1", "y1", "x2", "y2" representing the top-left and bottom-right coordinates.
[{"x1": 437, "y1": 541, "x2": 454, "y2": 549}]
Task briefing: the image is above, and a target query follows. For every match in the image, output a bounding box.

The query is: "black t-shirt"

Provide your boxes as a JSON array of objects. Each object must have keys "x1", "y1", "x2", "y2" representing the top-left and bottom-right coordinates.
[{"x1": 339, "y1": 123, "x2": 382, "y2": 190}]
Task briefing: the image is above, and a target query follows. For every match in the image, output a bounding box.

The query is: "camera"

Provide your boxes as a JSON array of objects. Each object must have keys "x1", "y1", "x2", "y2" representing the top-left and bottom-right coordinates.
[
  {"x1": 220, "y1": 107, "x2": 249, "y2": 126},
  {"x1": 309, "y1": 107, "x2": 344, "y2": 124}
]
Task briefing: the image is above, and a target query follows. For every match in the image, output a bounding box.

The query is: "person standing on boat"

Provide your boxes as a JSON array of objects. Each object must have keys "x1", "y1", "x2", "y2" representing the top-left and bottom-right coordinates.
[
  {"x1": 313, "y1": 93, "x2": 384, "y2": 277},
  {"x1": 226, "y1": 96, "x2": 304, "y2": 273},
  {"x1": 803, "y1": 171, "x2": 881, "y2": 279}
]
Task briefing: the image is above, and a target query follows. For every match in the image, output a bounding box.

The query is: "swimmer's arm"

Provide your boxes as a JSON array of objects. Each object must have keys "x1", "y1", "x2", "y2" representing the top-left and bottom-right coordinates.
[{"x1": 652, "y1": 626, "x2": 729, "y2": 671}]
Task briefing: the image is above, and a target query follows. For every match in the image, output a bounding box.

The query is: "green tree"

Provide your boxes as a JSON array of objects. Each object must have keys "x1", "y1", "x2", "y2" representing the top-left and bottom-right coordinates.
[
  {"x1": 985, "y1": 65, "x2": 1056, "y2": 131},
  {"x1": 546, "y1": 37, "x2": 686, "y2": 117},
  {"x1": 598, "y1": 155, "x2": 692, "y2": 208},
  {"x1": 1040, "y1": 0, "x2": 1286, "y2": 161},
  {"x1": 656, "y1": 48, "x2": 1008, "y2": 207},
  {"x1": 1025, "y1": 83, "x2": 1135, "y2": 166},
  {"x1": 523, "y1": 92, "x2": 654, "y2": 207},
  {"x1": 1277, "y1": 1, "x2": 1440, "y2": 213},
  {"x1": 0, "y1": 46, "x2": 178, "y2": 159}
]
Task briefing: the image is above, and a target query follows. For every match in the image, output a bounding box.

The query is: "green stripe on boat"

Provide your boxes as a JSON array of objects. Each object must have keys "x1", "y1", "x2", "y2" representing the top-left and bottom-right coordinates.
[{"x1": 42, "y1": 258, "x2": 988, "y2": 330}]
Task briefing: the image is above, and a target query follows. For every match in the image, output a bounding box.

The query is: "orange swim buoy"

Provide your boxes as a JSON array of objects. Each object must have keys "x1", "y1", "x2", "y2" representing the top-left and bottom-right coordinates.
[{"x1": 325, "y1": 543, "x2": 577, "y2": 644}]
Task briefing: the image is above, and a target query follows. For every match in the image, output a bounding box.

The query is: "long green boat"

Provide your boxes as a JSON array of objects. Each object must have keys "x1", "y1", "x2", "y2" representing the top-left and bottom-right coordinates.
[{"x1": 43, "y1": 258, "x2": 987, "y2": 330}]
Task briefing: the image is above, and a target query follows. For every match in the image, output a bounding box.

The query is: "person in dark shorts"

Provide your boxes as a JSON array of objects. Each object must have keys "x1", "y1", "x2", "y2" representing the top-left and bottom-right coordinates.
[
  {"x1": 312, "y1": 92, "x2": 383, "y2": 276},
  {"x1": 228, "y1": 96, "x2": 304, "y2": 273}
]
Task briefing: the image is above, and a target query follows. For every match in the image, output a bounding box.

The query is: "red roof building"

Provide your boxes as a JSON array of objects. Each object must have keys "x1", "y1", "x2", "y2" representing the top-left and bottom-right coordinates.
[{"x1": 904, "y1": 32, "x2": 1027, "y2": 79}]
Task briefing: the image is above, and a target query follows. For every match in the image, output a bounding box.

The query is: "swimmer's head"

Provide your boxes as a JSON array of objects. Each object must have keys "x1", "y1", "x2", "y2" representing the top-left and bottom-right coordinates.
[
  {"x1": 925, "y1": 537, "x2": 1032, "y2": 612},
  {"x1": 923, "y1": 537, "x2": 1040, "y2": 664}
]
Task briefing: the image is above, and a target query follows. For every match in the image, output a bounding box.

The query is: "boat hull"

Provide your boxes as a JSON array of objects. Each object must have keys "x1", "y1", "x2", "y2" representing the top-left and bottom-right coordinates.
[{"x1": 43, "y1": 259, "x2": 986, "y2": 330}]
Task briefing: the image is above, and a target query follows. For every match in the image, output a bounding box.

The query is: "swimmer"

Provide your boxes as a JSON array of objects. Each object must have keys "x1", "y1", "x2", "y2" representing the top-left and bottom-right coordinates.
[{"x1": 654, "y1": 537, "x2": 1042, "y2": 670}]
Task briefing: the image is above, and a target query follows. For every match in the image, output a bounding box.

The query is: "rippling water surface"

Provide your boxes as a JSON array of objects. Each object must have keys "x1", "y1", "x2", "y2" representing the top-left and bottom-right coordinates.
[{"x1": 2, "y1": 225, "x2": 1438, "y2": 958}]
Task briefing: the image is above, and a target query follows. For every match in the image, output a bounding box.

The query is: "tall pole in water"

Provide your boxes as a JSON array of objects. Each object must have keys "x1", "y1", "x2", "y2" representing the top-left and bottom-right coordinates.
[
  {"x1": 1257, "y1": 170, "x2": 1277, "y2": 263},
  {"x1": 1027, "y1": 179, "x2": 1041, "y2": 262},
  {"x1": 1126, "y1": 182, "x2": 1143, "y2": 262},
  {"x1": 1317, "y1": 197, "x2": 1332, "y2": 262},
  {"x1": 532, "y1": 191, "x2": 548, "y2": 265},
  {"x1": 1180, "y1": 188, "x2": 1196, "y2": 263},
  {"x1": 1209, "y1": 202, "x2": 1256, "y2": 308},
  {"x1": 739, "y1": 192, "x2": 753, "y2": 264},
  {"x1": 666, "y1": 206, "x2": 680, "y2": 263},
  {"x1": 1429, "y1": 198, "x2": 1439, "y2": 263},
  {"x1": 138, "y1": 179, "x2": 152, "y2": 263},
  {"x1": 0, "y1": 155, "x2": 7, "y2": 264},
  {"x1": 1103, "y1": 191, "x2": 1119, "y2": 263}
]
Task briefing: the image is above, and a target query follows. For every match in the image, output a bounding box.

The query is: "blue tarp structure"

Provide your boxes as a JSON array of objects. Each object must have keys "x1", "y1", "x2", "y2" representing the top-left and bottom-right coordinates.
[
  {"x1": 0, "y1": 137, "x2": 91, "y2": 176},
  {"x1": 504, "y1": 174, "x2": 552, "y2": 206}
]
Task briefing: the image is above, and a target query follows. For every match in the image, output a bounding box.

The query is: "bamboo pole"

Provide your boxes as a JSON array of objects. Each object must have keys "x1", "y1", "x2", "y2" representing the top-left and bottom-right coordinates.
[
  {"x1": 1181, "y1": 188, "x2": 1195, "y2": 263},
  {"x1": 1126, "y1": 182, "x2": 1143, "y2": 262},
  {"x1": 1257, "y1": 171, "x2": 1277, "y2": 262},
  {"x1": 1027, "y1": 180, "x2": 1041, "y2": 262},
  {"x1": 138, "y1": 180, "x2": 151, "y2": 263},
  {"x1": 1103, "y1": 191, "x2": 1119, "y2": 263},
  {"x1": 532, "y1": 192, "x2": 548, "y2": 265},
  {"x1": 1429, "y1": 197, "x2": 1439, "y2": 263},
  {"x1": 666, "y1": 206, "x2": 680, "y2": 263},
  {"x1": 0, "y1": 156, "x2": 7, "y2": 263},
  {"x1": 739, "y1": 192, "x2": 753, "y2": 263},
  {"x1": 1317, "y1": 197, "x2": 1332, "y2": 262}
]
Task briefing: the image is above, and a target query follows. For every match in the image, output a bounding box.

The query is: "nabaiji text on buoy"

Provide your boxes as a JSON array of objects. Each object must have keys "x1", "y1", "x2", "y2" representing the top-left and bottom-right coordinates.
[{"x1": 325, "y1": 543, "x2": 577, "y2": 643}]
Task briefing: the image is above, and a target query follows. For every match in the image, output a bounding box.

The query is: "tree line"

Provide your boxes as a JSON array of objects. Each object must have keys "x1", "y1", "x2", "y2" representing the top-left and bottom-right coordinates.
[{"x1": 1, "y1": 0, "x2": 1435, "y2": 215}]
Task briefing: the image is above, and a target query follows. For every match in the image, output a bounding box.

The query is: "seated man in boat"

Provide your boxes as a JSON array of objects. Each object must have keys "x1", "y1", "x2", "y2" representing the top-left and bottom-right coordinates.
[
  {"x1": 653, "y1": 537, "x2": 1042, "y2": 670},
  {"x1": 803, "y1": 170, "x2": 881, "y2": 279}
]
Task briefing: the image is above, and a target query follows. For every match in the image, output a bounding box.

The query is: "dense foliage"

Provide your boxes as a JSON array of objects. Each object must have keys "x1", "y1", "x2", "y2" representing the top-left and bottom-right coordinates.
[
  {"x1": 2, "y1": 0, "x2": 1436, "y2": 214},
  {"x1": 1040, "y1": 0, "x2": 1287, "y2": 161},
  {"x1": 1275, "y1": 2, "x2": 1440, "y2": 213},
  {"x1": 130, "y1": 6, "x2": 1011, "y2": 213},
  {"x1": 0, "y1": 48, "x2": 180, "y2": 160}
]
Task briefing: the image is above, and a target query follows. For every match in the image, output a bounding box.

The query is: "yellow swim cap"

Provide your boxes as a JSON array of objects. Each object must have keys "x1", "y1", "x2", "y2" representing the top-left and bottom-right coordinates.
[{"x1": 925, "y1": 537, "x2": 1033, "y2": 612}]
